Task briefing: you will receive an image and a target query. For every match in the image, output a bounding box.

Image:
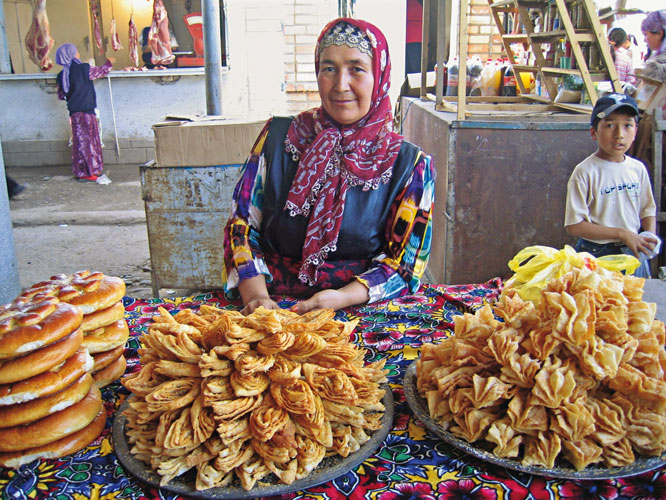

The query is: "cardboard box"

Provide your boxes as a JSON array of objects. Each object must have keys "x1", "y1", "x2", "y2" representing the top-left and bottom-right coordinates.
[
  {"x1": 635, "y1": 73, "x2": 666, "y2": 113},
  {"x1": 152, "y1": 116, "x2": 266, "y2": 167},
  {"x1": 400, "y1": 71, "x2": 436, "y2": 97}
]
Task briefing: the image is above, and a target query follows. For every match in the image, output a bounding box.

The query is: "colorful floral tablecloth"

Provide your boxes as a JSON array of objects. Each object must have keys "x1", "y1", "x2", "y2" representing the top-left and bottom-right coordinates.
[{"x1": 2, "y1": 281, "x2": 666, "y2": 500}]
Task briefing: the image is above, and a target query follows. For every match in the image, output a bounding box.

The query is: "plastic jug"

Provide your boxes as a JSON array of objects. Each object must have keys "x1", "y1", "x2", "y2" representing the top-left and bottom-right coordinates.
[
  {"x1": 481, "y1": 59, "x2": 500, "y2": 96},
  {"x1": 468, "y1": 56, "x2": 484, "y2": 96},
  {"x1": 501, "y1": 63, "x2": 517, "y2": 96},
  {"x1": 445, "y1": 57, "x2": 459, "y2": 96},
  {"x1": 517, "y1": 71, "x2": 533, "y2": 94}
]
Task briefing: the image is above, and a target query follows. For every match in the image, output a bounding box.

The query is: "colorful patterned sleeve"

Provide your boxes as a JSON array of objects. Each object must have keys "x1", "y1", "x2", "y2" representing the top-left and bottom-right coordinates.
[
  {"x1": 88, "y1": 59, "x2": 112, "y2": 80},
  {"x1": 357, "y1": 151, "x2": 435, "y2": 303},
  {"x1": 222, "y1": 119, "x2": 273, "y2": 292}
]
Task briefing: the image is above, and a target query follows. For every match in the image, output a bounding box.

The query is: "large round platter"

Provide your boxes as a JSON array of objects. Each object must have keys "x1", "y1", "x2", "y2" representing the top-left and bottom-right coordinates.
[
  {"x1": 112, "y1": 385, "x2": 394, "y2": 498},
  {"x1": 404, "y1": 360, "x2": 666, "y2": 480}
]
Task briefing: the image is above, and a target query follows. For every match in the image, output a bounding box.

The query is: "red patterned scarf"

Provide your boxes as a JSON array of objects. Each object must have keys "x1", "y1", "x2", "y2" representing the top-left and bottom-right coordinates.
[{"x1": 284, "y1": 18, "x2": 403, "y2": 285}]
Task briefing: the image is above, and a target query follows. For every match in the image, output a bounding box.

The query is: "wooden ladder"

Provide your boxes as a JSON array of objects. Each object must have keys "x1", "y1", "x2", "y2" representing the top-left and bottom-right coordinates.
[{"x1": 487, "y1": 0, "x2": 621, "y2": 111}]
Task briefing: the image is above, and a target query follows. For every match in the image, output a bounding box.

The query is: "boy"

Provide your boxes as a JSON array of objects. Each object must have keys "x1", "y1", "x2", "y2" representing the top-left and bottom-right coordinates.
[{"x1": 564, "y1": 93, "x2": 659, "y2": 278}]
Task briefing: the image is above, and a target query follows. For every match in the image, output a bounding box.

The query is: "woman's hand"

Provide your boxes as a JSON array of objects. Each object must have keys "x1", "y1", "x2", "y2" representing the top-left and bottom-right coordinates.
[
  {"x1": 291, "y1": 280, "x2": 369, "y2": 314},
  {"x1": 242, "y1": 296, "x2": 280, "y2": 315},
  {"x1": 238, "y1": 275, "x2": 278, "y2": 315}
]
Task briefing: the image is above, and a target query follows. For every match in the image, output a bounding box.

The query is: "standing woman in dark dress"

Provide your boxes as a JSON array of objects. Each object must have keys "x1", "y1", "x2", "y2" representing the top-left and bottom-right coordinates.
[
  {"x1": 223, "y1": 18, "x2": 435, "y2": 315},
  {"x1": 55, "y1": 43, "x2": 113, "y2": 183}
]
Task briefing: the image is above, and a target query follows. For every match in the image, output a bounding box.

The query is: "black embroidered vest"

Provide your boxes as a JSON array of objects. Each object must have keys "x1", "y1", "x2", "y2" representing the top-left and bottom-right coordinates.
[
  {"x1": 261, "y1": 116, "x2": 420, "y2": 261},
  {"x1": 57, "y1": 62, "x2": 97, "y2": 116}
]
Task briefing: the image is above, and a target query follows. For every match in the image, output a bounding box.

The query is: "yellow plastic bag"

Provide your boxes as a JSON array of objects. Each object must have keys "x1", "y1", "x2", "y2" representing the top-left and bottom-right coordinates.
[{"x1": 503, "y1": 245, "x2": 640, "y2": 304}]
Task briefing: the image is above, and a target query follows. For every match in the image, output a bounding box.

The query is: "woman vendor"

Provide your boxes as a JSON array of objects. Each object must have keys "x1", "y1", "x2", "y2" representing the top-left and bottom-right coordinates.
[
  {"x1": 641, "y1": 9, "x2": 666, "y2": 82},
  {"x1": 631, "y1": 10, "x2": 666, "y2": 209},
  {"x1": 222, "y1": 17, "x2": 435, "y2": 315}
]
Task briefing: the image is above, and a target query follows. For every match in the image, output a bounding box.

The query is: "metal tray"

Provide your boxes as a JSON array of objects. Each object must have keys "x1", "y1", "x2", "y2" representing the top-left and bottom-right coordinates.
[
  {"x1": 404, "y1": 360, "x2": 666, "y2": 480},
  {"x1": 112, "y1": 385, "x2": 394, "y2": 498}
]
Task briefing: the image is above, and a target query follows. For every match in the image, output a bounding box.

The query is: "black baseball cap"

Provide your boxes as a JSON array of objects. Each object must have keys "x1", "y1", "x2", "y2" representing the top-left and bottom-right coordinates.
[{"x1": 590, "y1": 93, "x2": 639, "y2": 126}]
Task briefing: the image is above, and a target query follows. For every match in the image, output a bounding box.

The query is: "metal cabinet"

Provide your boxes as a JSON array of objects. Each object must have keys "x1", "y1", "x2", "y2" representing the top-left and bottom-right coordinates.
[{"x1": 140, "y1": 163, "x2": 241, "y2": 297}]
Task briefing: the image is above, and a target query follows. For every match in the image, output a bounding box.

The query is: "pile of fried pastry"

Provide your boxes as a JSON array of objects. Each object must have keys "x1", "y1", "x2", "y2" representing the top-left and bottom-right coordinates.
[
  {"x1": 416, "y1": 266, "x2": 666, "y2": 471},
  {"x1": 121, "y1": 305, "x2": 388, "y2": 491},
  {"x1": 0, "y1": 270, "x2": 127, "y2": 468}
]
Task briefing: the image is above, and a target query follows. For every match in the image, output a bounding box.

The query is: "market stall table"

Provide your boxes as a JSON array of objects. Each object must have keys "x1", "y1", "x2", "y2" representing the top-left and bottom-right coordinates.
[{"x1": 2, "y1": 281, "x2": 666, "y2": 499}]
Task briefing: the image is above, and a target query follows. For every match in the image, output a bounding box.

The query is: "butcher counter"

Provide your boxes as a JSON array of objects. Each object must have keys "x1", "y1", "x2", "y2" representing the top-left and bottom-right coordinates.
[{"x1": 2, "y1": 280, "x2": 666, "y2": 499}]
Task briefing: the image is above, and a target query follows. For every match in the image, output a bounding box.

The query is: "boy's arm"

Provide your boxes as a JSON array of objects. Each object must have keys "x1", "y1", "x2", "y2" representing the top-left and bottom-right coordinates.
[
  {"x1": 566, "y1": 220, "x2": 657, "y2": 258},
  {"x1": 566, "y1": 221, "x2": 625, "y2": 242},
  {"x1": 641, "y1": 215, "x2": 656, "y2": 234}
]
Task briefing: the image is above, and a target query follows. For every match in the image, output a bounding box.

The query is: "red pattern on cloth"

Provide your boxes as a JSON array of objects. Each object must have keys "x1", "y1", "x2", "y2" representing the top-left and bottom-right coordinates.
[
  {"x1": 70, "y1": 112, "x2": 104, "y2": 178},
  {"x1": 284, "y1": 18, "x2": 403, "y2": 286}
]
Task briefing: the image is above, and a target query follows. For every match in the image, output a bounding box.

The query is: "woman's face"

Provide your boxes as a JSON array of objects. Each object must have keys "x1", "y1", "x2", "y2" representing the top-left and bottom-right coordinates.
[
  {"x1": 644, "y1": 29, "x2": 664, "y2": 51},
  {"x1": 317, "y1": 44, "x2": 374, "y2": 126}
]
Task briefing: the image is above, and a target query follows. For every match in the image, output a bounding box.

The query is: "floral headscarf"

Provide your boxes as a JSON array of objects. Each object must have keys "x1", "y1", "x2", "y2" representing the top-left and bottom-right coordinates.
[
  {"x1": 284, "y1": 18, "x2": 403, "y2": 285},
  {"x1": 55, "y1": 43, "x2": 81, "y2": 93},
  {"x1": 641, "y1": 10, "x2": 666, "y2": 56}
]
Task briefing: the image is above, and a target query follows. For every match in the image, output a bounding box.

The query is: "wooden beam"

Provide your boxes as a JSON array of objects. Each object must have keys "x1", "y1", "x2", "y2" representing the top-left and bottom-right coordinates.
[{"x1": 457, "y1": 0, "x2": 469, "y2": 120}]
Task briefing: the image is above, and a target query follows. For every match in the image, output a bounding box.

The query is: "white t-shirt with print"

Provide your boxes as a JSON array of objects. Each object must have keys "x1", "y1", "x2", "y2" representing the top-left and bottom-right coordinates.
[{"x1": 565, "y1": 153, "x2": 656, "y2": 244}]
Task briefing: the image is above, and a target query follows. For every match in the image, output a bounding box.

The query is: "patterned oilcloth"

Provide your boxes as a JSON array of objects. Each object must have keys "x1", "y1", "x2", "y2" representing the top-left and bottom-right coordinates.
[{"x1": 2, "y1": 281, "x2": 666, "y2": 500}]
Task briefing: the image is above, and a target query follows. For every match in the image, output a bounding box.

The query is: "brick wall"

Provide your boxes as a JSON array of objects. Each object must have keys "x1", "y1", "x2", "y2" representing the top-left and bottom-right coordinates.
[
  {"x1": 467, "y1": 0, "x2": 504, "y2": 61},
  {"x1": 277, "y1": 0, "x2": 503, "y2": 113},
  {"x1": 281, "y1": 1, "x2": 337, "y2": 113}
]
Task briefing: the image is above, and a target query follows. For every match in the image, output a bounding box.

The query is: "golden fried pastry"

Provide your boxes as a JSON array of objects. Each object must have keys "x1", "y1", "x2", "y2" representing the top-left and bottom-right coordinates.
[
  {"x1": 486, "y1": 418, "x2": 522, "y2": 458},
  {"x1": 302, "y1": 363, "x2": 357, "y2": 406},
  {"x1": 155, "y1": 359, "x2": 201, "y2": 378},
  {"x1": 257, "y1": 331, "x2": 295, "y2": 355},
  {"x1": 522, "y1": 432, "x2": 561, "y2": 468},
  {"x1": 234, "y1": 350, "x2": 275, "y2": 375},
  {"x1": 417, "y1": 265, "x2": 666, "y2": 472},
  {"x1": 230, "y1": 371, "x2": 269, "y2": 397},
  {"x1": 145, "y1": 378, "x2": 200, "y2": 412},
  {"x1": 249, "y1": 394, "x2": 289, "y2": 441},
  {"x1": 122, "y1": 304, "x2": 386, "y2": 492},
  {"x1": 121, "y1": 361, "x2": 166, "y2": 397},
  {"x1": 198, "y1": 350, "x2": 233, "y2": 378}
]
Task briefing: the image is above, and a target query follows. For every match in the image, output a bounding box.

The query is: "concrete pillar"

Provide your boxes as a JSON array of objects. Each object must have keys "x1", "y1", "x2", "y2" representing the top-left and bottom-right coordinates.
[
  {"x1": 0, "y1": 0, "x2": 12, "y2": 73},
  {"x1": 202, "y1": 0, "x2": 223, "y2": 116},
  {"x1": 0, "y1": 140, "x2": 21, "y2": 304}
]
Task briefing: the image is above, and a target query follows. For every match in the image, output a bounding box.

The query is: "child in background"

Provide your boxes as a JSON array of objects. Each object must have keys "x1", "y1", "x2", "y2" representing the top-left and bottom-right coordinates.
[
  {"x1": 55, "y1": 43, "x2": 113, "y2": 183},
  {"x1": 608, "y1": 27, "x2": 637, "y2": 87},
  {"x1": 565, "y1": 93, "x2": 660, "y2": 278}
]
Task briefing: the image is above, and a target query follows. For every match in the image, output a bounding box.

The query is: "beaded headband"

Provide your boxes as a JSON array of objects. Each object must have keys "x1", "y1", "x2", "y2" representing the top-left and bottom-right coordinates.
[{"x1": 317, "y1": 21, "x2": 373, "y2": 58}]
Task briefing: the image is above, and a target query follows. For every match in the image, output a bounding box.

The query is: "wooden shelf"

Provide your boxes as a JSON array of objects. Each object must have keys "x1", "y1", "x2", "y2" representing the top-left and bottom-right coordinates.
[
  {"x1": 503, "y1": 34, "x2": 529, "y2": 43},
  {"x1": 489, "y1": 0, "x2": 516, "y2": 8},
  {"x1": 529, "y1": 31, "x2": 599, "y2": 43},
  {"x1": 487, "y1": 0, "x2": 621, "y2": 109}
]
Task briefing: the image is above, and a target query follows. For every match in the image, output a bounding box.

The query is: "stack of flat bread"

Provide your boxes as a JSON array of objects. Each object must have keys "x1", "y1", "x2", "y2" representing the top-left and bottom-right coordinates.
[
  {"x1": 0, "y1": 295, "x2": 105, "y2": 468},
  {"x1": 18, "y1": 271, "x2": 129, "y2": 389}
]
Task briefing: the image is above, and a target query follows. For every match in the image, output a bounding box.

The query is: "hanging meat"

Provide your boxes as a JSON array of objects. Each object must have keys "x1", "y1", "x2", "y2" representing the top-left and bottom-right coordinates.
[
  {"x1": 90, "y1": 0, "x2": 103, "y2": 52},
  {"x1": 24, "y1": 0, "x2": 55, "y2": 71},
  {"x1": 109, "y1": 0, "x2": 122, "y2": 51},
  {"x1": 128, "y1": 15, "x2": 139, "y2": 67},
  {"x1": 149, "y1": 0, "x2": 175, "y2": 66},
  {"x1": 110, "y1": 18, "x2": 122, "y2": 51}
]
